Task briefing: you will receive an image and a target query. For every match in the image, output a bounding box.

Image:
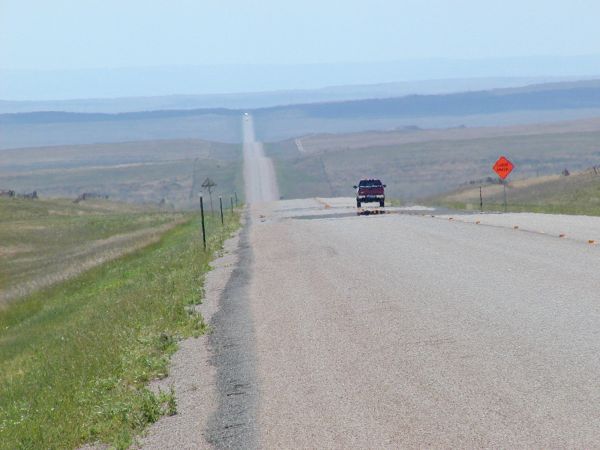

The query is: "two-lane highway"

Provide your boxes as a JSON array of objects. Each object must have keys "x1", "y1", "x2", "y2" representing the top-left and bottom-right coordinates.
[
  {"x1": 242, "y1": 115, "x2": 279, "y2": 204},
  {"x1": 144, "y1": 116, "x2": 600, "y2": 448},
  {"x1": 245, "y1": 198, "x2": 600, "y2": 447}
]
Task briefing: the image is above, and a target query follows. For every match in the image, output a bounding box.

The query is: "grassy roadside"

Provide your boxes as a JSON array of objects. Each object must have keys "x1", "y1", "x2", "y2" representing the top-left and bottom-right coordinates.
[
  {"x1": 430, "y1": 170, "x2": 600, "y2": 216},
  {"x1": 0, "y1": 210, "x2": 240, "y2": 449},
  {"x1": 0, "y1": 198, "x2": 182, "y2": 302}
]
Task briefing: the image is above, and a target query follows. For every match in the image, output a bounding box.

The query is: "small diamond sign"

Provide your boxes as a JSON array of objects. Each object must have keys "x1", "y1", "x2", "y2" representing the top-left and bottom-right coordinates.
[{"x1": 493, "y1": 156, "x2": 514, "y2": 180}]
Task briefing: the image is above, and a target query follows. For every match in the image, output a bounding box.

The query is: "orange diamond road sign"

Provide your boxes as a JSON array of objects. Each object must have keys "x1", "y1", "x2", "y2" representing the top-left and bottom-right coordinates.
[{"x1": 493, "y1": 156, "x2": 514, "y2": 180}]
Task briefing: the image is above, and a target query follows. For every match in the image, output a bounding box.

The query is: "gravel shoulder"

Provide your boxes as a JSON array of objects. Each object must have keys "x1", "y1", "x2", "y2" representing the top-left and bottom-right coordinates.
[{"x1": 136, "y1": 224, "x2": 244, "y2": 449}]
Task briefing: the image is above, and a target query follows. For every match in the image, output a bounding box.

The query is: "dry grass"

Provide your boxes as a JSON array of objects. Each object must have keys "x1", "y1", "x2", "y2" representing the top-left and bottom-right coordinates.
[
  {"x1": 294, "y1": 117, "x2": 600, "y2": 155},
  {"x1": 0, "y1": 139, "x2": 243, "y2": 208},
  {"x1": 266, "y1": 118, "x2": 600, "y2": 201},
  {"x1": 0, "y1": 197, "x2": 185, "y2": 305},
  {"x1": 431, "y1": 167, "x2": 600, "y2": 215}
]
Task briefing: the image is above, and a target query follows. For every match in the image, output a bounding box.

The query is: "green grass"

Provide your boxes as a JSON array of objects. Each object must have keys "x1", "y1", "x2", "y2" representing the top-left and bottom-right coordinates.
[
  {"x1": 0, "y1": 209, "x2": 240, "y2": 449},
  {"x1": 0, "y1": 198, "x2": 182, "y2": 301},
  {"x1": 432, "y1": 171, "x2": 600, "y2": 216}
]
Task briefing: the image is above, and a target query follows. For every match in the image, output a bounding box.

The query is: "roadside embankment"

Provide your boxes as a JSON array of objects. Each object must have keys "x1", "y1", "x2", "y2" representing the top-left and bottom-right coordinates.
[{"x1": 0, "y1": 208, "x2": 240, "y2": 449}]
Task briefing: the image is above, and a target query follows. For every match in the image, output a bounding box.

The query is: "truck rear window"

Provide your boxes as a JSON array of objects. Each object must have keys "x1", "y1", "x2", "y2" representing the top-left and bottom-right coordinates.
[{"x1": 359, "y1": 180, "x2": 382, "y2": 187}]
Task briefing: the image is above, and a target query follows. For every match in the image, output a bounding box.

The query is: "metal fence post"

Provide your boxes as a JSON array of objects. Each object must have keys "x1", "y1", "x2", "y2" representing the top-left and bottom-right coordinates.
[
  {"x1": 234, "y1": 191, "x2": 238, "y2": 207},
  {"x1": 200, "y1": 195, "x2": 206, "y2": 250},
  {"x1": 219, "y1": 196, "x2": 224, "y2": 226},
  {"x1": 479, "y1": 186, "x2": 483, "y2": 212},
  {"x1": 230, "y1": 196, "x2": 234, "y2": 214}
]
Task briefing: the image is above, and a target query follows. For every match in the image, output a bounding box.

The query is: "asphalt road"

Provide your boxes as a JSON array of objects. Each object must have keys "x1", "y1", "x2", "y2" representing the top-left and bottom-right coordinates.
[
  {"x1": 242, "y1": 115, "x2": 279, "y2": 204},
  {"x1": 240, "y1": 198, "x2": 600, "y2": 448},
  {"x1": 144, "y1": 117, "x2": 600, "y2": 448},
  {"x1": 213, "y1": 117, "x2": 600, "y2": 447}
]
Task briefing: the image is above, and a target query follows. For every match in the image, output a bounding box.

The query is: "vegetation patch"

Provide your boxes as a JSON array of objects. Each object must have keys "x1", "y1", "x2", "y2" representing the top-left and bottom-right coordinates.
[
  {"x1": 0, "y1": 210, "x2": 240, "y2": 449},
  {"x1": 432, "y1": 169, "x2": 600, "y2": 216},
  {"x1": 0, "y1": 198, "x2": 183, "y2": 303}
]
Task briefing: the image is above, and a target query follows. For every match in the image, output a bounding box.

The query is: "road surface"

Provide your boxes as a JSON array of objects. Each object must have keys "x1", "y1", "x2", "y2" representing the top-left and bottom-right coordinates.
[
  {"x1": 144, "y1": 116, "x2": 600, "y2": 448},
  {"x1": 242, "y1": 115, "x2": 279, "y2": 203},
  {"x1": 223, "y1": 198, "x2": 600, "y2": 448}
]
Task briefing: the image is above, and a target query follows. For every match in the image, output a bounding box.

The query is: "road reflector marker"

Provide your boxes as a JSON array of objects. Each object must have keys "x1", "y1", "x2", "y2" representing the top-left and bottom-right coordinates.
[
  {"x1": 449, "y1": 217, "x2": 453, "y2": 220},
  {"x1": 513, "y1": 225, "x2": 519, "y2": 229},
  {"x1": 475, "y1": 220, "x2": 481, "y2": 224},
  {"x1": 559, "y1": 233, "x2": 566, "y2": 238},
  {"x1": 589, "y1": 239, "x2": 597, "y2": 245}
]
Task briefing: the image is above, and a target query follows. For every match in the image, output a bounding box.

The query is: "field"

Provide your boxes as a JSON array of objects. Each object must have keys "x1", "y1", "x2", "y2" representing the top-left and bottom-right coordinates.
[
  {"x1": 265, "y1": 119, "x2": 600, "y2": 201},
  {"x1": 0, "y1": 204, "x2": 240, "y2": 449},
  {"x1": 0, "y1": 139, "x2": 244, "y2": 208},
  {"x1": 0, "y1": 198, "x2": 186, "y2": 303},
  {"x1": 0, "y1": 113, "x2": 241, "y2": 149},
  {"x1": 430, "y1": 167, "x2": 600, "y2": 216}
]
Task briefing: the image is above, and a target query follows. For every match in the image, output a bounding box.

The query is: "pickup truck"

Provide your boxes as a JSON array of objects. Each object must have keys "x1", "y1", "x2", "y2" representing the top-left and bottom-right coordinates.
[{"x1": 354, "y1": 179, "x2": 386, "y2": 208}]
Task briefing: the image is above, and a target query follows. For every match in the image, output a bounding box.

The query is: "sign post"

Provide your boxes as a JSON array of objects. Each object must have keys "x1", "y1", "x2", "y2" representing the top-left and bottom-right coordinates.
[
  {"x1": 492, "y1": 156, "x2": 514, "y2": 213},
  {"x1": 479, "y1": 185, "x2": 483, "y2": 212},
  {"x1": 201, "y1": 178, "x2": 217, "y2": 213}
]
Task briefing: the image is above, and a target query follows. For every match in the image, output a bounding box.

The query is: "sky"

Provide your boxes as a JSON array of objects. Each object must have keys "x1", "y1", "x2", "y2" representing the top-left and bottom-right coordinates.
[
  {"x1": 2, "y1": 0, "x2": 600, "y2": 70},
  {"x1": 2, "y1": 0, "x2": 600, "y2": 99}
]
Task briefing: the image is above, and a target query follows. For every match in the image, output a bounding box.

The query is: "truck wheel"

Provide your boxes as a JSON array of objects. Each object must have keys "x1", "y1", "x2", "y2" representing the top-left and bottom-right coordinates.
[
  {"x1": 379, "y1": 200, "x2": 384, "y2": 207},
  {"x1": 357, "y1": 200, "x2": 361, "y2": 208}
]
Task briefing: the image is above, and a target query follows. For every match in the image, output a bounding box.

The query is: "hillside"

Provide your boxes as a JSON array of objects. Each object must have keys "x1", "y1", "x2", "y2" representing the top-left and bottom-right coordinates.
[
  {"x1": 0, "y1": 202, "x2": 240, "y2": 448},
  {"x1": 0, "y1": 197, "x2": 183, "y2": 303},
  {"x1": 0, "y1": 139, "x2": 243, "y2": 207},
  {"x1": 431, "y1": 167, "x2": 600, "y2": 216},
  {"x1": 265, "y1": 118, "x2": 600, "y2": 201}
]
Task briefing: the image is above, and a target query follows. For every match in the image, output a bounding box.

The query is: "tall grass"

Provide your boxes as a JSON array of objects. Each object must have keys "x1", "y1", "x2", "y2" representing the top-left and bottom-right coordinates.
[{"x1": 0, "y1": 211, "x2": 240, "y2": 449}]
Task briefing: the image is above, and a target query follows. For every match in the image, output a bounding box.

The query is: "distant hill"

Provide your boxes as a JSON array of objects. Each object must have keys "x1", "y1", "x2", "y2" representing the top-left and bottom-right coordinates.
[
  {"x1": 0, "y1": 108, "x2": 237, "y2": 125},
  {"x1": 264, "y1": 117, "x2": 600, "y2": 201},
  {"x1": 5, "y1": 78, "x2": 600, "y2": 148},
  {"x1": 0, "y1": 76, "x2": 574, "y2": 114},
  {"x1": 254, "y1": 85, "x2": 600, "y2": 119}
]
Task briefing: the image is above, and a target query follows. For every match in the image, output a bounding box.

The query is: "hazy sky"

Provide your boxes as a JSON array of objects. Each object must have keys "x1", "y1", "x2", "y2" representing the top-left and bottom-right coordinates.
[{"x1": 2, "y1": 0, "x2": 600, "y2": 70}]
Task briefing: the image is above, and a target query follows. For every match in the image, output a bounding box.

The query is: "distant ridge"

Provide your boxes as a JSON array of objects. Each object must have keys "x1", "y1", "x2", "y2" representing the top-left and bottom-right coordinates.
[
  {"x1": 4, "y1": 79, "x2": 600, "y2": 125},
  {"x1": 0, "y1": 76, "x2": 585, "y2": 114},
  {"x1": 0, "y1": 108, "x2": 238, "y2": 125}
]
